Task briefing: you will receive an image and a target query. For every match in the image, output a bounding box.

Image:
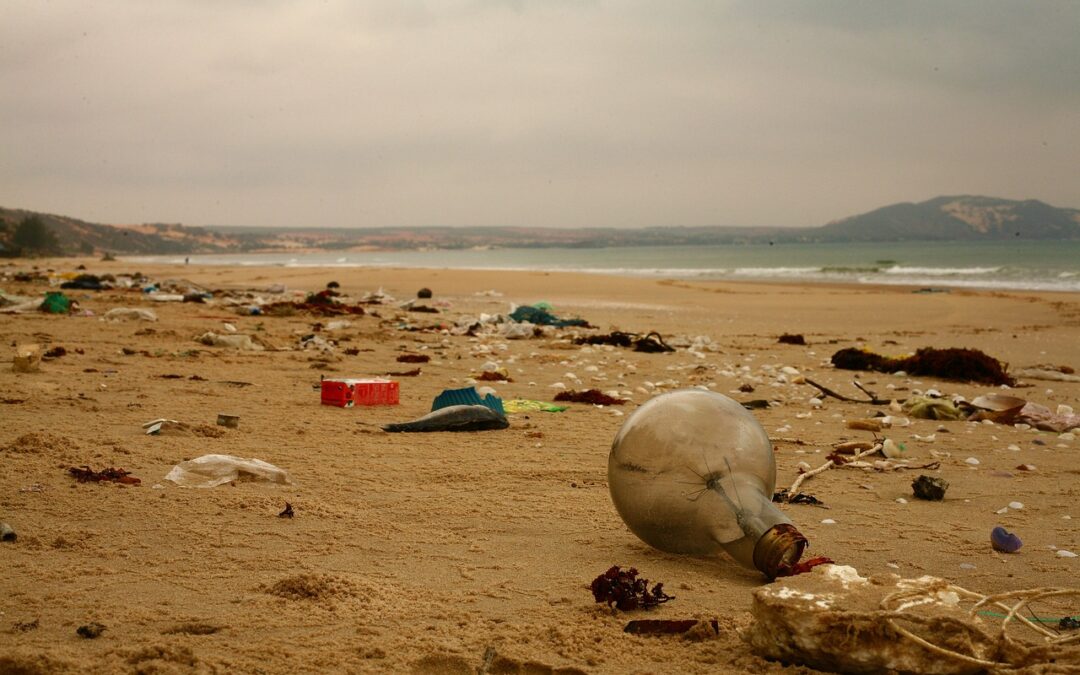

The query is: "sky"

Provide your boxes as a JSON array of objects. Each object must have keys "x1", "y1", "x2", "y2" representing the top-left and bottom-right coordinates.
[{"x1": 3, "y1": 1, "x2": 1079, "y2": 230}]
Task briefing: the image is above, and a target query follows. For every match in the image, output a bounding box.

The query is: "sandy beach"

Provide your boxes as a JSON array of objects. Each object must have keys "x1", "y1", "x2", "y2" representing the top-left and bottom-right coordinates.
[{"x1": 3, "y1": 258, "x2": 1079, "y2": 674}]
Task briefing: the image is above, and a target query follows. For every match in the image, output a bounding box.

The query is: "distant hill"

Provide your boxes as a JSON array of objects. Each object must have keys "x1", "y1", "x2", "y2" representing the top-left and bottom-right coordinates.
[
  {"x1": 0, "y1": 207, "x2": 239, "y2": 256},
  {"x1": 817, "y1": 196, "x2": 1080, "y2": 241},
  {"x1": 2, "y1": 195, "x2": 1078, "y2": 256}
]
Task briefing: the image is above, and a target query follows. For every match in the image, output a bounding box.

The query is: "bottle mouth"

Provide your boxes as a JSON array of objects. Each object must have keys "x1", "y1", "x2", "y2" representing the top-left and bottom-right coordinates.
[{"x1": 753, "y1": 523, "x2": 808, "y2": 579}]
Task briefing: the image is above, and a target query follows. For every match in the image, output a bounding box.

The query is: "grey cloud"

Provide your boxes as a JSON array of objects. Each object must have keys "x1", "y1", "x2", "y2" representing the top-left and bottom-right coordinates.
[{"x1": 2, "y1": 0, "x2": 1078, "y2": 229}]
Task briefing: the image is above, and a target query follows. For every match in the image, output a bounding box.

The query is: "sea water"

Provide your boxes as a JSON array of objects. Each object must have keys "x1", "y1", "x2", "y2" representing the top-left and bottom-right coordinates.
[{"x1": 135, "y1": 239, "x2": 1080, "y2": 293}]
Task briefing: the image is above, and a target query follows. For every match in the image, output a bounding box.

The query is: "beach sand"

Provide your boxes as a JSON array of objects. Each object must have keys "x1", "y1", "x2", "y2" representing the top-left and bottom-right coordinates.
[{"x1": 2, "y1": 259, "x2": 1079, "y2": 674}]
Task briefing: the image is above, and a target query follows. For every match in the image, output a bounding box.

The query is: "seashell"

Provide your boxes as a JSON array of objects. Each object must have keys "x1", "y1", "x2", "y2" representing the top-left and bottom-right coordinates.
[{"x1": 990, "y1": 526, "x2": 1022, "y2": 553}]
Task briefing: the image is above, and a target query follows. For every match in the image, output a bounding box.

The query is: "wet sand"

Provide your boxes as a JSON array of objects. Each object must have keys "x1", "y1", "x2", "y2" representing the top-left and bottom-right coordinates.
[{"x1": 2, "y1": 258, "x2": 1079, "y2": 673}]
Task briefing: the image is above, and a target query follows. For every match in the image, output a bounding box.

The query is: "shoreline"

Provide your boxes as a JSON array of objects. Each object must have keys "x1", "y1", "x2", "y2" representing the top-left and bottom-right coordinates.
[{"x1": 8, "y1": 255, "x2": 1080, "y2": 297}]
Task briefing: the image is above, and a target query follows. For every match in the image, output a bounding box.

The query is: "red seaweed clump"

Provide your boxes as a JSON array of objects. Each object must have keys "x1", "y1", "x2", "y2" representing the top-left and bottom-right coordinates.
[
  {"x1": 590, "y1": 566, "x2": 673, "y2": 611},
  {"x1": 554, "y1": 389, "x2": 626, "y2": 405}
]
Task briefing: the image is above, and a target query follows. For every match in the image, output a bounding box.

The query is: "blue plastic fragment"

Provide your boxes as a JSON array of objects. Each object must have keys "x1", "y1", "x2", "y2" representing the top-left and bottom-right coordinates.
[{"x1": 431, "y1": 386, "x2": 505, "y2": 415}]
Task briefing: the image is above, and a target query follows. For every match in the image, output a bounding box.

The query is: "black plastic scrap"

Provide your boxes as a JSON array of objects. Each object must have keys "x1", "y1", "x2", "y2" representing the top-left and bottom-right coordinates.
[
  {"x1": 573, "y1": 331, "x2": 674, "y2": 353},
  {"x1": 831, "y1": 346, "x2": 1014, "y2": 386}
]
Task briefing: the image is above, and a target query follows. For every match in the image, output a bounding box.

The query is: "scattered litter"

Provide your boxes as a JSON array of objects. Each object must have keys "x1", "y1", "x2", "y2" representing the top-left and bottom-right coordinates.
[
  {"x1": 772, "y1": 489, "x2": 825, "y2": 506},
  {"x1": 503, "y1": 399, "x2": 568, "y2": 413},
  {"x1": 991, "y1": 526, "x2": 1022, "y2": 553},
  {"x1": 509, "y1": 304, "x2": 590, "y2": 328},
  {"x1": 382, "y1": 404, "x2": 509, "y2": 432},
  {"x1": 216, "y1": 413, "x2": 240, "y2": 429},
  {"x1": 1013, "y1": 367, "x2": 1080, "y2": 383},
  {"x1": 69, "y1": 466, "x2": 141, "y2": 485},
  {"x1": 831, "y1": 346, "x2": 1014, "y2": 386},
  {"x1": 1, "y1": 522, "x2": 15, "y2": 542},
  {"x1": 609, "y1": 390, "x2": 819, "y2": 579},
  {"x1": 741, "y1": 399, "x2": 770, "y2": 410},
  {"x1": 165, "y1": 454, "x2": 293, "y2": 488},
  {"x1": 911, "y1": 475, "x2": 948, "y2": 501},
  {"x1": 320, "y1": 378, "x2": 399, "y2": 407},
  {"x1": 432, "y1": 386, "x2": 505, "y2": 415},
  {"x1": 553, "y1": 389, "x2": 626, "y2": 405},
  {"x1": 574, "y1": 331, "x2": 675, "y2": 353},
  {"x1": 590, "y1": 566, "x2": 673, "y2": 611},
  {"x1": 197, "y1": 332, "x2": 268, "y2": 351},
  {"x1": 12, "y1": 344, "x2": 41, "y2": 373},
  {"x1": 903, "y1": 396, "x2": 965, "y2": 420},
  {"x1": 40, "y1": 291, "x2": 72, "y2": 314},
  {"x1": 103, "y1": 307, "x2": 158, "y2": 322},
  {"x1": 77, "y1": 622, "x2": 106, "y2": 639},
  {"x1": 143, "y1": 418, "x2": 183, "y2": 435},
  {"x1": 847, "y1": 419, "x2": 884, "y2": 432},
  {"x1": 881, "y1": 438, "x2": 905, "y2": 458}
]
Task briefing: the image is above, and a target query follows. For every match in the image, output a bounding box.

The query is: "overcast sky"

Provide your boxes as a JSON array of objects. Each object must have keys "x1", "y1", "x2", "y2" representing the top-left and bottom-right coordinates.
[{"x1": 3, "y1": 1, "x2": 1079, "y2": 229}]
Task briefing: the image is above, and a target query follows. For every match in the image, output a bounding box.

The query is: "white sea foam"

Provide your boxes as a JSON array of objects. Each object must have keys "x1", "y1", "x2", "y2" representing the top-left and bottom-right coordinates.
[{"x1": 883, "y1": 265, "x2": 1001, "y2": 275}]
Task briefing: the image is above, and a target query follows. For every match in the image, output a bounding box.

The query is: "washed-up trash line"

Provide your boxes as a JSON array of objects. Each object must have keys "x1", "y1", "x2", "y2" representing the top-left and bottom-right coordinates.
[{"x1": 878, "y1": 586, "x2": 1080, "y2": 670}]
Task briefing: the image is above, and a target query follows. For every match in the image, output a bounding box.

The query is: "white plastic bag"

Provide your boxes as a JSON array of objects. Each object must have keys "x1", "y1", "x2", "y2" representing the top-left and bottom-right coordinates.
[{"x1": 165, "y1": 454, "x2": 293, "y2": 488}]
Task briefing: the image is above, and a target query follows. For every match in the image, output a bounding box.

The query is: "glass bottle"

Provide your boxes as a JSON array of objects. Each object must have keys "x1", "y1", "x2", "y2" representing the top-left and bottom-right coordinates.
[{"x1": 608, "y1": 389, "x2": 806, "y2": 578}]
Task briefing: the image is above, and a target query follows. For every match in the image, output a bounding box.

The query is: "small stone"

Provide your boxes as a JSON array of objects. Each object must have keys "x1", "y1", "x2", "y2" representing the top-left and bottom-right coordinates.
[
  {"x1": 895, "y1": 498, "x2": 908, "y2": 504},
  {"x1": 911, "y1": 475, "x2": 948, "y2": 501}
]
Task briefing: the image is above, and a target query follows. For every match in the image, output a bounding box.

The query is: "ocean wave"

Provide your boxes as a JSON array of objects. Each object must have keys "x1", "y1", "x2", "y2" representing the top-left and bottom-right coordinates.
[
  {"x1": 857, "y1": 276, "x2": 1080, "y2": 293},
  {"x1": 882, "y1": 265, "x2": 1001, "y2": 275},
  {"x1": 730, "y1": 266, "x2": 820, "y2": 277}
]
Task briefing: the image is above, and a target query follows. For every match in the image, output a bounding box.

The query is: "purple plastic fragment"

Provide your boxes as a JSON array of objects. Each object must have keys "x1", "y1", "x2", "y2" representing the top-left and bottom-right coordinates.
[{"x1": 991, "y1": 526, "x2": 1022, "y2": 553}]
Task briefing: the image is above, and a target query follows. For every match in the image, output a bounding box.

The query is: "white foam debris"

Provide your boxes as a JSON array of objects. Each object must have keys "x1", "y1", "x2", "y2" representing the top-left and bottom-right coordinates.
[{"x1": 822, "y1": 565, "x2": 867, "y2": 587}]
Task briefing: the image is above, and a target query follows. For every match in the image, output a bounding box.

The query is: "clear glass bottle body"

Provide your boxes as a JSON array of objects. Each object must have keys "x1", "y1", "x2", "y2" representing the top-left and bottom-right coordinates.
[{"x1": 608, "y1": 389, "x2": 802, "y2": 576}]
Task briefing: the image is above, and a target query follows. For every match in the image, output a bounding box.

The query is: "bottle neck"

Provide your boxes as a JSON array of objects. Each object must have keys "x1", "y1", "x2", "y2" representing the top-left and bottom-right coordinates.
[{"x1": 753, "y1": 524, "x2": 808, "y2": 579}]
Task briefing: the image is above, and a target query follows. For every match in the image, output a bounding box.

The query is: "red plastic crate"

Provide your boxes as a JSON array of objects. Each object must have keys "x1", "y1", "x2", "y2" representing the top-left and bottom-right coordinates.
[{"x1": 321, "y1": 378, "x2": 399, "y2": 407}]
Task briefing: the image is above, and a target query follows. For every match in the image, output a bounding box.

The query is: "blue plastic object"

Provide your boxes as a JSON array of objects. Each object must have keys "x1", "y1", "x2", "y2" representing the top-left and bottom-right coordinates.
[{"x1": 431, "y1": 386, "x2": 505, "y2": 415}]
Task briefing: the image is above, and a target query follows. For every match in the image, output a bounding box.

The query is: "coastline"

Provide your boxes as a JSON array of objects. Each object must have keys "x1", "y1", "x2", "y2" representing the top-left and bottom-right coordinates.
[{"x1": 2, "y1": 258, "x2": 1079, "y2": 673}]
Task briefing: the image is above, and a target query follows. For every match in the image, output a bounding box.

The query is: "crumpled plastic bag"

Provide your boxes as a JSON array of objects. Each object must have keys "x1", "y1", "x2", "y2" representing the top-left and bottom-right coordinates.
[
  {"x1": 164, "y1": 454, "x2": 293, "y2": 488},
  {"x1": 197, "y1": 332, "x2": 265, "y2": 351},
  {"x1": 902, "y1": 396, "x2": 965, "y2": 421},
  {"x1": 104, "y1": 307, "x2": 158, "y2": 322}
]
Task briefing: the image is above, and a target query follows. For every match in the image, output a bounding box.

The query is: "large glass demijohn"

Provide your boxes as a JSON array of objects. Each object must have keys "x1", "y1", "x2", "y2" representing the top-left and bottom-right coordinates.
[{"x1": 608, "y1": 389, "x2": 807, "y2": 578}]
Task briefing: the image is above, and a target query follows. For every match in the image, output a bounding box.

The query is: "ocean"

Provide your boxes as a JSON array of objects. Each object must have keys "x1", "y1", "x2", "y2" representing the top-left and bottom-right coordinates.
[{"x1": 134, "y1": 239, "x2": 1080, "y2": 293}]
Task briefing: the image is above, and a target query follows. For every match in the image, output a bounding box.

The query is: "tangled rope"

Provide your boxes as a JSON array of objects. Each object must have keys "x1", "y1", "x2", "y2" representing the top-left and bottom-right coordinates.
[{"x1": 879, "y1": 580, "x2": 1080, "y2": 669}]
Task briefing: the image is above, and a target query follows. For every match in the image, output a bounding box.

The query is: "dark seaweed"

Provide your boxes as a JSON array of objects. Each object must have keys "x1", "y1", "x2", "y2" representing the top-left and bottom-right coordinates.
[{"x1": 591, "y1": 566, "x2": 673, "y2": 611}]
